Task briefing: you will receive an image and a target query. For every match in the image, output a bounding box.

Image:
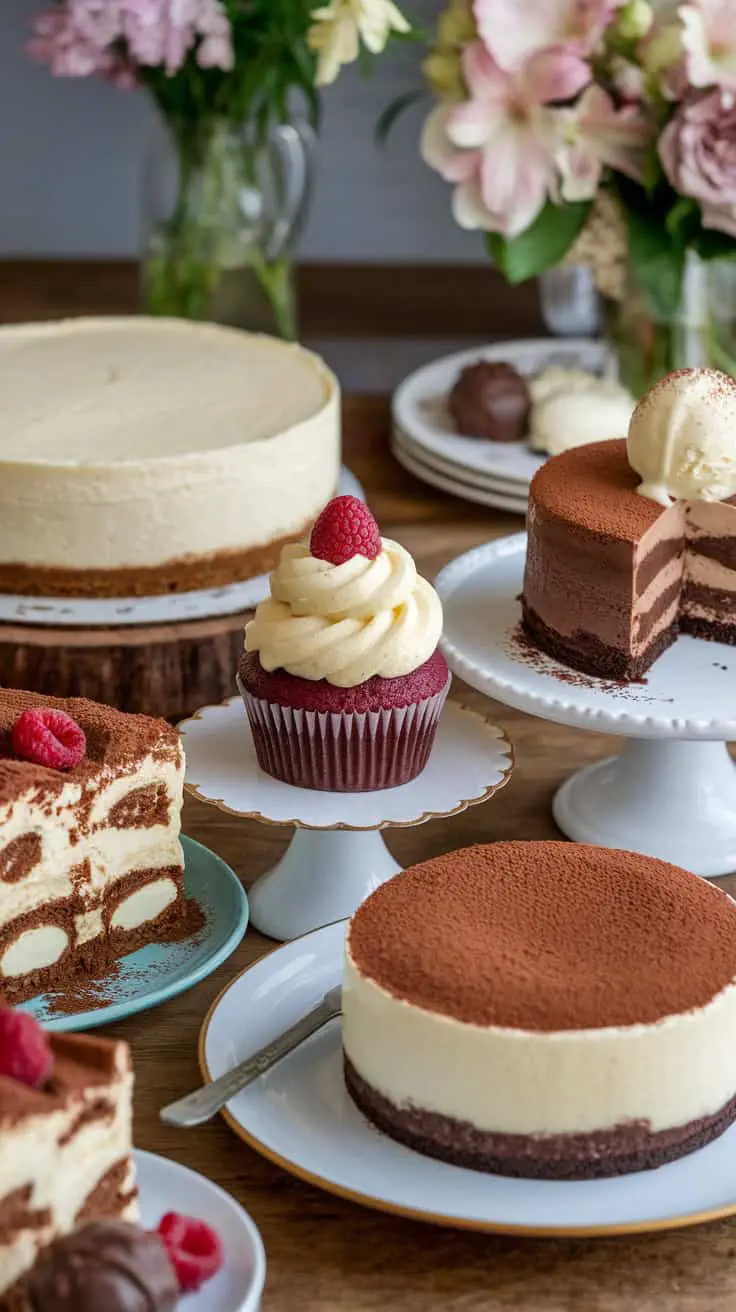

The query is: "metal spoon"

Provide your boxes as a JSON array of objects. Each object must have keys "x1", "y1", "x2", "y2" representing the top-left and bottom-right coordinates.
[{"x1": 160, "y1": 986, "x2": 342, "y2": 1128}]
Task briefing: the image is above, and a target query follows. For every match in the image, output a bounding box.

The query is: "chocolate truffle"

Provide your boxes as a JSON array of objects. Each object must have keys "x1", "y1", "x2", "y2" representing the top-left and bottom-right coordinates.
[
  {"x1": 448, "y1": 361, "x2": 531, "y2": 441},
  {"x1": 28, "y1": 1221, "x2": 179, "y2": 1312}
]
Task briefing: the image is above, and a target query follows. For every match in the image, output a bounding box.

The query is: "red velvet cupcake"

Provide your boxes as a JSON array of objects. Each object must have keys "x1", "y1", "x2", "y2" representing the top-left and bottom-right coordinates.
[{"x1": 238, "y1": 496, "x2": 450, "y2": 791}]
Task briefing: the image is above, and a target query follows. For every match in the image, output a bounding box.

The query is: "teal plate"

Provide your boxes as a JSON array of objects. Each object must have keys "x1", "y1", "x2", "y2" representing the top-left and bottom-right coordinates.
[{"x1": 18, "y1": 836, "x2": 248, "y2": 1032}]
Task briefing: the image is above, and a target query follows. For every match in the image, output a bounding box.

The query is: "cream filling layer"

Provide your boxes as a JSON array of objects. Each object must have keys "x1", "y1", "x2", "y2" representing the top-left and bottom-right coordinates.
[
  {"x1": 685, "y1": 554, "x2": 736, "y2": 590},
  {"x1": 0, "y1": 1067, "x2": 134, "y2": 1294},
  {"x1": 0, "y1": 875, "x2": 180, "y2": 979},
  {"x1": 0, "y1": 752, "x2": 184, "y2": 929},
  {"x1": 342, "y1": 950, "x2": 736, "y2": 1137}
]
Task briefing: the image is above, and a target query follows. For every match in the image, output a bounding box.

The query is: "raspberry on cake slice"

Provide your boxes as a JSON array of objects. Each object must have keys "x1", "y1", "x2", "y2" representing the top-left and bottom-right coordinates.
[{"x1": 0, "y1": 688, "x2": 186, "y2": 1004}]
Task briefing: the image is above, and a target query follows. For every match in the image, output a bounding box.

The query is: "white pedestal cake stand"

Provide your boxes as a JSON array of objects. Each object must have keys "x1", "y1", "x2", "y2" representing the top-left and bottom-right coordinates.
[
  {"x1": 436, "y1": 534, "x2": 736, "y2": 878},
  {"x1": 178, "y1": 697, "x2": 513, "y2": 940}
]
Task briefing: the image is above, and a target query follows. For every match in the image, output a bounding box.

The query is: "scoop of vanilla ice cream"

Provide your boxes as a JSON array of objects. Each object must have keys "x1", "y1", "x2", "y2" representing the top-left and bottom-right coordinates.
[
  {"x1": 530, "y1": 390, "x2": 636, "y2": 456},
  {"x1": 529, "y1": 367, "x2": 605, "y2": 406},
  {"x1": 627, "y1": 368, "x2": 736, "y2": 507},
  {"x1": 528, "y1": 369, "x2": 635, "y2": 455}
]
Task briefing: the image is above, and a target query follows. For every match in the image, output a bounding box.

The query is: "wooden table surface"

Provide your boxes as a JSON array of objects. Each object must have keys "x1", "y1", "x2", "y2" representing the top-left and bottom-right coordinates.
[{"x1": 89, "y1": 396, "x2": 736, "y2": 1310}]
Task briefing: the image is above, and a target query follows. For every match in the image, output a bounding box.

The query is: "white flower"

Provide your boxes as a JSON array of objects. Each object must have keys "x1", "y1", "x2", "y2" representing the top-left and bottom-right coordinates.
[
  {"x1": 308, "y1": 0, "x2": 409, "y2": 86},
  {"x1": 679, "y1": 0, "x2": 736, "y2": 92}
]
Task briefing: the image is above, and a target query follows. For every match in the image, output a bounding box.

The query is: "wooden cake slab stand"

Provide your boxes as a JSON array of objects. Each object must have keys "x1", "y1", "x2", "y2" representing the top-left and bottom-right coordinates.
[{"x1": 0, "y1": 611, "x2": 247, "y2": 724}]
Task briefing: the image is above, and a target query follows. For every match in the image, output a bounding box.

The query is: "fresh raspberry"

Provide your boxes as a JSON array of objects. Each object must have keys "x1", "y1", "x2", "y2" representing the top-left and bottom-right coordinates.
[
  {"x1": 12, "y1": 708, "x2": 86, "y2": 771},
  {"x1": 0, "y1": 1009, "x2": 53, "y2": 1088},
  {"x1": 310, "y1": 495, "x2": 381, "y2": 566},
  {"x1": 157, "y1": 1212, "x2": 223, "y2": 1293}
]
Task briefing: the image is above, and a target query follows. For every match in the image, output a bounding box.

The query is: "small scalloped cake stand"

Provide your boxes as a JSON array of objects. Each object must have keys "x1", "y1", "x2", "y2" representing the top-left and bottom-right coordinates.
[
  {"x1": 436, "y1": 533, "x2": 736, "y2": 878},
  {"x1": 178, "y1": 697, "x2": 513, "y2": 941}
]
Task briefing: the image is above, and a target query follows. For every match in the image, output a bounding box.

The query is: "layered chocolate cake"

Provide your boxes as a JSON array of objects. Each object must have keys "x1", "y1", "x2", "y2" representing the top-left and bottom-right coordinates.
[
  {"x1": 522, "y1": 368, "x2": 736, "y2": 680},
  {"x1": 0, "y1": 689, "x2": 186, "y2": 1003},
  {"x1": 343, "y1": 841, "x2": 736, "y2": 1179},
  {"x1": 0, "y1": 1024, "x2": 137, "y2": 1308}
]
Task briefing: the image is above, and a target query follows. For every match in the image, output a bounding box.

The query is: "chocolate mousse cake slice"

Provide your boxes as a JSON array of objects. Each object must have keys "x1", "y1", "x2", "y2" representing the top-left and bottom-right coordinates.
[
  {"x1": 343, "y1": 841, "x2": 736, "y2": 1179},
  {"x1": 521, "y1": 369, "x2": 736, "y2": 681},
  {"x1": 0, "y1": 1020, "x2": 136, "y2": 1309},
  {"x1": 0, "y1": 689, "x2": 186, "y2": 1004}
]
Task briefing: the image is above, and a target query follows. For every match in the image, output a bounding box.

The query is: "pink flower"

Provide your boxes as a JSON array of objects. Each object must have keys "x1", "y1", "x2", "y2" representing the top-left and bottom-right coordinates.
[
  {"x1": 28, "y1": 4, "x2": 128, "y2": 78},
  {"x1": 659, "y1": 87, "x2": 736, "y2": 237},
  {"x1": 421, "y1": 41, "x2": 589, "y2": 236},
  {"x1": 558, "y1": 85, "x2": 651, "y2": 200},
  {"x1": 29, "y1": 0, "x2": 234, "y2": 81},
  {"x1": 473, "y1": 0, "x2": 618, "y2": 70},
  {"x1": 680, "y1": 0, "x2": 736, "y2": 92}
]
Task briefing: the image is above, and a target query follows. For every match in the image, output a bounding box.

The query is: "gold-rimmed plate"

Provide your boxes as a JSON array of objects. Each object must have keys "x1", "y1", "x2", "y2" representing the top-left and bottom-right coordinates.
[{"x1": 198, "y1": 922, "x2": 736, "y2": 1237}]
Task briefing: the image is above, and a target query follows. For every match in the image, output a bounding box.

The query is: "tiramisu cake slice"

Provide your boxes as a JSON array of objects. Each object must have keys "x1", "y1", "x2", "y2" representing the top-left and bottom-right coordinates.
[
  {"x1": 521, "y1": 368, "x2": 736, "y2": 680},
  {"x1": 0, "y1": 689, "x2": 185, "y2": 1003},
  {"x1": 0, "y1": 1011, "x2": 136, "y2": 1309},
  {"x1": 343, "y1": 842, "x2": 736, "y2": 1179}
]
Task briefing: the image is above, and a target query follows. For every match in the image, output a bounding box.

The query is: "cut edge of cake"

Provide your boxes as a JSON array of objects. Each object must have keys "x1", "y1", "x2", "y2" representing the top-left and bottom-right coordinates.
[
  {"x1": 0, "y1": 1031, "x2": 136, "y2": 1308},
  {"x1": 0, "y1": 689, "x2": 186, "y2": 1005}
]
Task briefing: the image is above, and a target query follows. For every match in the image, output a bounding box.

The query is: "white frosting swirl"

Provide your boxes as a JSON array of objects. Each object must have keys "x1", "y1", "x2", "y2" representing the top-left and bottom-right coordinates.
[{"x1": 245, "y1": 539, "x2": 443, "y2": 686}]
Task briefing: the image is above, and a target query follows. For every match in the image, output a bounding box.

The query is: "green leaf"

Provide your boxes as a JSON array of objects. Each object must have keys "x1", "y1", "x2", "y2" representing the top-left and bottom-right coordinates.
[
  {"x1": 624, "y1": 200, "x2": 686, "y2": 318},
  {"x1": 486, "y1": 201, "x2": 591, "y2": 284},
  {"x1": 666, "y1": 196, "x2": 699, "y2": 239},
  {"x1": 693, "y1": 227, "x2": 736, "y2": 262},
  {"x1": 376, "y1": 89, "x2": 426, "y2": 144}
]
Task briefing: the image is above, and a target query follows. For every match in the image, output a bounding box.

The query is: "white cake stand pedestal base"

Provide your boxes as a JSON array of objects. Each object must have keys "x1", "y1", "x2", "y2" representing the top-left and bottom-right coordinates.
[
  {"x1": 247, "y1": 829, "x2": 401, "y2": 942},
  {"x1": 179, "y1": 697, "x2": 513, "y2": 940},
  {"x1": 553, "y1": 740, "x2": 736, "y2": 877},
  {"x1": 437, "y1": 534, "x2": 736, "y2": 878}
]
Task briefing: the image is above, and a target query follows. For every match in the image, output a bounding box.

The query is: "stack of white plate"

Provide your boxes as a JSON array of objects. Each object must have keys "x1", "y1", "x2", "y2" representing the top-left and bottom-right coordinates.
[{"x1": 391, "y1": 337, "x2": 612, "y2": 515}]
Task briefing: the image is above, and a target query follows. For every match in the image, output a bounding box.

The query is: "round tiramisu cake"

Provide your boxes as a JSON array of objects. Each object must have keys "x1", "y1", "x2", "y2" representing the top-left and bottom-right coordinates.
[
  {"x1": 0, "y1": 317, "x2": 339, "y2": 597},
  {"x1": 343, "y1": 841, "x2": 736, "y2": 1179}
]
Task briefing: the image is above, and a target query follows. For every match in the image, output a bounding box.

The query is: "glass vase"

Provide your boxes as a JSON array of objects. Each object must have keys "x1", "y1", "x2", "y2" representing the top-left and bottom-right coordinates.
[
  {"x1": 141, "y1": 115, "x2": 315, "y2": 340},
  {"x1": 605, "y1": 250, "x2": 736, "y2": 398}
]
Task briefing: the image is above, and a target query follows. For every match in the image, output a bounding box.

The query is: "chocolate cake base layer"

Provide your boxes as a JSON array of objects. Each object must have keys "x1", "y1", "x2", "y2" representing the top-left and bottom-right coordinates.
[
  {"x1": 520, "y1": 601, "x2": 679, "y2": 682},
  {"x1": 0, "y1": 1157, "x2": 134, "y2": 1311},
  {"x1": 0, "y1": 520, "x2": 316, "y2": 598},
  {"x1": 344, "y1": 1057, "x2": 736, "y2": 1180},
  {"x1": 0, "y1": 867, "x2": 189, "y2": 1006},
  {"x1": 682, "y1": 613, "x2": 736, "y2": 646}
]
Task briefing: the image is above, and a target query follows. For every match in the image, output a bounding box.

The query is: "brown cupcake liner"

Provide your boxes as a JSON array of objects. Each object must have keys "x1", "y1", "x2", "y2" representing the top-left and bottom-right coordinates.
[{"x1": 237, "y1": 674, "x2": 451, "y2": 792}]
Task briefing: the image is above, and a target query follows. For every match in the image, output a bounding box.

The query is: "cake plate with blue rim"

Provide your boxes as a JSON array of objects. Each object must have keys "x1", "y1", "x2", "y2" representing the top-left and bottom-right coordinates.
[
  {"x1": 178, "y1": 697, "x2": 513, "y2": 942},
  {"x1": 436, "y1": 533, "x2": 736, "y2": 877},
  {"x1": 19, "y1": 835, "x2": 248, "y2": 1031}
]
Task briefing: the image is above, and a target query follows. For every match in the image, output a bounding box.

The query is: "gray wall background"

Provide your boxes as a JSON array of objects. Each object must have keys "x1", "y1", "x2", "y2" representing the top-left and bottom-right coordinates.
[{"x1": 0, "y1": 0, "x2": 482, "y2": 262}]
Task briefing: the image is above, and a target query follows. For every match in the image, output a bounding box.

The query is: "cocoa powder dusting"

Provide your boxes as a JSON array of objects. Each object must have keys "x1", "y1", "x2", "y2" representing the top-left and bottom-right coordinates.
[
  {"x1": 348, "y1": 842, "x2": 736, "y2": 1031},
  {"x1": 0, "y1": 686, "x2": 181, "y2": 809},
  {"x1": 530, "y1": 440, "x2": 662, "y2": 543},
  {"x1": 47, "y1": 894, "x2": 207, "y2": 1016}
]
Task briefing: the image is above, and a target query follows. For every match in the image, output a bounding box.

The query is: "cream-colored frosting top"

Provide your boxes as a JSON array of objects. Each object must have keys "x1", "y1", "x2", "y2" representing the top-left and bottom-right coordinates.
[
  {"x1": 627, "y1": 368, "x2": 736, "y2": 507},
  {"x1": 0, "y1": 317, "x2": 333, "y2": 463},
  {"x1": 245, "y1": 539, "x2": 443, "y2": 686}
]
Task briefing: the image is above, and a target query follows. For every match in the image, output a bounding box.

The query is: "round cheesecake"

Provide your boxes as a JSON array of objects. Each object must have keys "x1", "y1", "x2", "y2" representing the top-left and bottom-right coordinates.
[
  {"x1": 0, "y1": 317, "x2": 340, "y2": 597},
  {"x1": 343, "y1": 842, "x2": 736, "y2": 1179}
]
